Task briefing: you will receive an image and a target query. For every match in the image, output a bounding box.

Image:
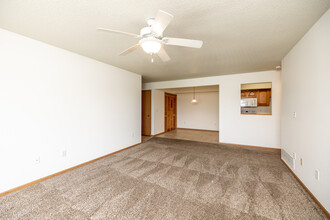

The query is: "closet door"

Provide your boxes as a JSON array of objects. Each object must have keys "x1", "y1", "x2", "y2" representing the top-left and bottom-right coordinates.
[
  {"x1": 142, "y1": 90, "x2": 151, "y2": 135},
  {"x1": 165, "y1": 93, "x2": 177, "y2": 132}
]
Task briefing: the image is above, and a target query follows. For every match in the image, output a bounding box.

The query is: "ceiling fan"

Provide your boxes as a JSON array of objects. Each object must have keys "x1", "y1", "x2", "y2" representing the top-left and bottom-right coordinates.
[{"x1": 97, "y1": 10, "x2": 203, "y2": 62}]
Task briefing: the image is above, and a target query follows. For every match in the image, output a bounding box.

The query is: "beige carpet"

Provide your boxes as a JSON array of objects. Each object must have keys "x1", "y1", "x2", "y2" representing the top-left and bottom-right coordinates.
[
  {"x1": 157, "y1": 129, "x2": 219, "y2": 144},
  {"x1": 0, "y1": 137, "x2": 327, "y2": 219}
]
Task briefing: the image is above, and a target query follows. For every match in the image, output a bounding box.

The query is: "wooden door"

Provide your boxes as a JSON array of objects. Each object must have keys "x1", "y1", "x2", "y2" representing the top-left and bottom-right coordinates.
[
  {"x1": 142, "y1": 90, "x2": 151, "y2": 135},
  {"x1": 165, "y1": 93, "x2": 177, "y2": 132}
]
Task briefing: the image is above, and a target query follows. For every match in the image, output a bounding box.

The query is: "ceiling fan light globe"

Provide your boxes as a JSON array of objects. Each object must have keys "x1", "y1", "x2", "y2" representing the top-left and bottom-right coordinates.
[{"x1": 139, "y1": 38, "x2": 162, "y2": 54}]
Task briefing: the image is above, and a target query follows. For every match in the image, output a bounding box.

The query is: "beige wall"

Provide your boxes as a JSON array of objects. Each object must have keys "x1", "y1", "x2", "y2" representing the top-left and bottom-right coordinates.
[
  {"x1": 281, "y1": 9, "x2": 330, "y2": 212},
  {"x1": 0, "y1": 29, "x2": 141, "y2": 193},
  {"x1": 177, "y1": 92, "x2": 219, "y2": 131},
  {"x1": 151, "y1": 90, "x2": 165, "y2": 135}
]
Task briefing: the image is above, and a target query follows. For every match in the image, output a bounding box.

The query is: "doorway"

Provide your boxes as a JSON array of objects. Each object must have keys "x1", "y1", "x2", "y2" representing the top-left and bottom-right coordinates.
[
  {"x1": 165, "y1": 93, "x2": 177, "y2": 132},
  {"x1": 159, "y1": 85, "x2": 219, "y2": 143}
]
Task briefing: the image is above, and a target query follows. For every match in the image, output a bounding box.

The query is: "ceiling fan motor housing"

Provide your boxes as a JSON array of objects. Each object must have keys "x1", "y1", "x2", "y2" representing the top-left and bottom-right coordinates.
[
  {"x1": 146, "y1": 18, "x2": 155, "y2": 26},
  {"x1": 140, "y1": 27, "x2": 152, "y2": 36},
  {"x1": 140, "y1": 26, "x2": 162, "y2": 38}
]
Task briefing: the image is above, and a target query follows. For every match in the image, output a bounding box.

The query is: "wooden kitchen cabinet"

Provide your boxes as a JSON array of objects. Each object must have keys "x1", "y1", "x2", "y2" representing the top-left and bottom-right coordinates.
[
  {"x1": 257, "y1": 89, "x2": 271, "y2": 106},
  {"x1": 241, "y1": 90, "x2": 257, "y2": 98},
  {"x1": 247, "y1": 90, "x2": 257, "y2": 98}
]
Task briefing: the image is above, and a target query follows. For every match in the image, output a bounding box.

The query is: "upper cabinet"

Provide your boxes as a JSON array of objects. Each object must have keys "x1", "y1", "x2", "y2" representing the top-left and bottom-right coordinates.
[
  {"x1": 257, "y1": 89, "x2": 271, "y2": 106},
  {"x1": 248, "y1": 90, "x2": 257, "y2": 98},
  {"x1": 241, "y1": 90, "x2": 257, "y2": 98}
]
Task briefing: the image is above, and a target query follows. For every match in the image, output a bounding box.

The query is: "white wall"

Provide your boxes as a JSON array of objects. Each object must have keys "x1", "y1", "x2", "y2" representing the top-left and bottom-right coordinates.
[
  {"x1": 151, "y1": 90, "x2": 164, "y2": 135},
  {"x1": 177, "y1": 92, "x2": 219, "y2": 131},
  {"x1": 0, "y1": 29, "x2": 141, "y2": 193},
  {"x1": 144, "y1": 70, "x2": 281, "y2": 149},
  {"x1": 281, "y1": 9, "x2": 330, "y2": 212}
]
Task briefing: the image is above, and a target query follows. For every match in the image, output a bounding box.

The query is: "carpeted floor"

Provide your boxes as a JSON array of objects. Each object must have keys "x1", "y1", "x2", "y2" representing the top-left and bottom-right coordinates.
[
  {"x1": 0, "y1": 137, "x2": 327, "y2": 219},
  {"x1": 157, "y1": 129, "x2": 219, "y2": 144}
]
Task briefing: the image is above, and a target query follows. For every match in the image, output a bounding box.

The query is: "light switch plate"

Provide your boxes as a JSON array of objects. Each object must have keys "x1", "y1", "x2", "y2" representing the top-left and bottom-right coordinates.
[
  {"x1": 315, "y1": 170, "x2": 320, "y2": 181},
  {"x1": 35, "y1": 156, "x2": 40, "y2": 164}
]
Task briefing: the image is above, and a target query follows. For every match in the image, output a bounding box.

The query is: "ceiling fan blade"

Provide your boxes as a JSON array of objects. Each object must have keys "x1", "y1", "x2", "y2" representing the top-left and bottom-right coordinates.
[
  {"x1": 119, "y1": 44, "x2": 140, "y2": 56},
  {"x1": 157, "y1": 47, "x2": 171, "y2": 62},
  {"x1": 163, "y1": 37, "x2": 203, "y2": 48},
  {"x1": 97, "y1": 28, "x2": 140, "y2": 38},
  {"x1": 151, "y1": 10, "x2": 173, "y2": 35}
]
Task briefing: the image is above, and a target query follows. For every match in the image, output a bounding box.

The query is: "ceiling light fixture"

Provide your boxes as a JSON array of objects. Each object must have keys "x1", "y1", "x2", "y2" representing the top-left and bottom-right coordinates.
[
  {"x1": 191, "y1": 87, "x2": 197, "y2": 103},
  {"x1": 139, "y1": 37, "x2": 162, "y2": 54}
]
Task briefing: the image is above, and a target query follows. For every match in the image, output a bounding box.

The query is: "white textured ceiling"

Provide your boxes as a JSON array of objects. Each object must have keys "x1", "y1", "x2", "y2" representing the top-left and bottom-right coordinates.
[{"x1": 1, "y1": 0, "x2": 329, "y2": 82}]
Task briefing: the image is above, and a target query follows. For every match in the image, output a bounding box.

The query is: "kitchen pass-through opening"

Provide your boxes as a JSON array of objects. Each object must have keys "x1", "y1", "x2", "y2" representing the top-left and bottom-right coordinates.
[{"x1": 241, "y1": 82, "x2": 272, "y2": 115}]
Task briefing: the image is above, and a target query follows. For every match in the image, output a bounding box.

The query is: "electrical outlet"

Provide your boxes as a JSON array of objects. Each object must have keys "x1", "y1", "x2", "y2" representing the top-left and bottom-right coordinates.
[
  {"x1": 62, "y1": 150, "x2": 67, "y2": 157},
  {"x1": 293, "y1": 112, "x2": 297, "y2": 118},
  {"x1": 35, "y1": 156, "x2": 40, "y2": 164},
  {"x1": 300, "y1": 158, "x2": 303, "y2": 166}
]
